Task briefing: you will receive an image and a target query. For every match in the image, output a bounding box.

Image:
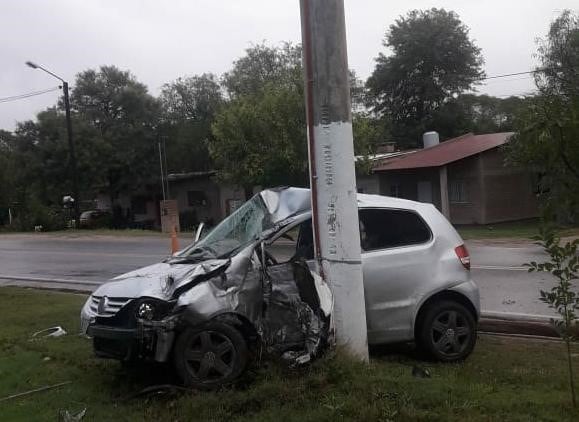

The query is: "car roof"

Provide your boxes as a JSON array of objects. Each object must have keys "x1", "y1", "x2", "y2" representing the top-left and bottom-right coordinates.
[
  {"x1": 356, "y1": 192, "x2": 430, "y2": 211},
  {"x1": 259, "y1": 187, "x2": 432, "y2": 225}
]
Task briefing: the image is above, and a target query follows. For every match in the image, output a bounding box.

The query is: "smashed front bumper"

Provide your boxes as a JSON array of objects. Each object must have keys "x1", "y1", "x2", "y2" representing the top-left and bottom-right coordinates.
[
  {"x1": 87, "y1": 321, "x2": 176, "y2": 362},
  {"x1": 81, "y1": 297, "x2": 177, "y2": 362},
  {"x1": 81, "y1": 246, "x2": 333, "y2": 367}
]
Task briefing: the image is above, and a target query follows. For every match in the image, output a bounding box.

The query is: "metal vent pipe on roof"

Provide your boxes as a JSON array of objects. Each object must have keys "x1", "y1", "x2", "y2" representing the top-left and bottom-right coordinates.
[{"x1": 423, "y1": 131, "x2": 440, "y2": 148}]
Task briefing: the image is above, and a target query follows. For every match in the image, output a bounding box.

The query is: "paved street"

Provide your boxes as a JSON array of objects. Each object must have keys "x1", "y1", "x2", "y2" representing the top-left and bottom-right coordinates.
[{"x1": 0, "y1": 234, "x2": 557, "y2": 318}]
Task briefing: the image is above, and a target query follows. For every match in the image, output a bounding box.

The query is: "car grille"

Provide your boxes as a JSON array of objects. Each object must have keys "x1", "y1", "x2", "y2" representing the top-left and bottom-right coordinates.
[{"x1": 89, "y1": 295, "x2": 131, "y2": 317}]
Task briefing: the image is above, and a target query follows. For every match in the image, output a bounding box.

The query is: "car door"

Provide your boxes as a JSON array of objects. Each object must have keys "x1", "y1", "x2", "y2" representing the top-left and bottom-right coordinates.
[{"x1": 359, "y1": 208, "x2": 434, "y2": 344}]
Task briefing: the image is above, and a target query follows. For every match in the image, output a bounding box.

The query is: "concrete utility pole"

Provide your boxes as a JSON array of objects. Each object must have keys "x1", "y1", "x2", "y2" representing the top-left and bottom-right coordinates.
[{"x1": 299, "y1": 0, "x2": 369, "y2": 361}]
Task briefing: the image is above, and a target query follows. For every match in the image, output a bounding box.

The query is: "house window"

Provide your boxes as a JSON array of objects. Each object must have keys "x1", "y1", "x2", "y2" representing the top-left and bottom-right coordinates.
[
  {"x1": 187, "y1": 191, "x2": 208, "y2": 207},
  {"x1": 449, "y1": 180, "x2": 468, "y2": 203}
]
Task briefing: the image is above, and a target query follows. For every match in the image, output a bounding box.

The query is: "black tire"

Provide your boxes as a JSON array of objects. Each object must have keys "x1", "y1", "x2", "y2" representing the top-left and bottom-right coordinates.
[
  {"x1": 173, "y1": 321, "x2": 249, "y2": 389},
  {"x1": 416, "y1": 300, "x2": 477, "y2": 362}
]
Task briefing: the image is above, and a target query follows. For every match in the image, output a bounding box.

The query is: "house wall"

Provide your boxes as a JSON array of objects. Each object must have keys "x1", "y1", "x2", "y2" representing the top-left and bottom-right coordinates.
[
  {"x1": 378, "y1": 169, "x2": 441, "y2": 209},
  {"x1": 171, "y1": 177, "x2": 224, "y2": 225},
  {"x1": 447, "y1": 155, "x2": 483, "y2": 224},
  {"x1": 480, "y1": 149, "x2": 539, "y2": 223},
  {"x1": 356, "y1": 174, "x2": 380, "y2": 194},
  {"x1": 95, "y1": 192, "x2": 159, "y2": 225},
  {"x1": 218, "y1": 185, "x2": 247, "y2": 218},
  {"x1": 372, "y1": 148, "x2": 539, "y2": 225}
]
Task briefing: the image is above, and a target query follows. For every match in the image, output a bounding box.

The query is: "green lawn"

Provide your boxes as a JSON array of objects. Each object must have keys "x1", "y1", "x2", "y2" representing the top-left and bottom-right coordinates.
[
  {"x1": 1, "y1": 287, "x2": 578, "y2": 421},
  {"x1": 456, "y1": 219, "x2": 579, "y2": 240}
]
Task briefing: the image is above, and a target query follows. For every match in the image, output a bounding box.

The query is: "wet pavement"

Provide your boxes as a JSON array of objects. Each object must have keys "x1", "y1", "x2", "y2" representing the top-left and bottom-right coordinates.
[{"x1": 0, "y1": 234, "x2": 558, "y2": 318}]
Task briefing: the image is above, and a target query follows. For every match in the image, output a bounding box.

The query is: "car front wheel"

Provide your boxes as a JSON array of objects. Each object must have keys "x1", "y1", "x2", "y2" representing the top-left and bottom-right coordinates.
[
  {"x1": 174, "y1": 321, "x2": 249, "y2": 389},
  {"x1": 417, "y1": 300, "x2": 476, "y2": 362}
]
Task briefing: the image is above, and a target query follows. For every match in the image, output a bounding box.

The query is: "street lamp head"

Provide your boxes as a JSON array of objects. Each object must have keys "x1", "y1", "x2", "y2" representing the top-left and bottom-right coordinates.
[{"x1": 25, "y1": 61, "x2": 39, "y2": 69}]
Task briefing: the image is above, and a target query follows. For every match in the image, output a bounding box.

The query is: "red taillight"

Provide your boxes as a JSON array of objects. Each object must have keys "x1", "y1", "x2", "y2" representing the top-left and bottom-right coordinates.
[{"x1": 454, "y1": 244, "x2": 470, "y2": 270}]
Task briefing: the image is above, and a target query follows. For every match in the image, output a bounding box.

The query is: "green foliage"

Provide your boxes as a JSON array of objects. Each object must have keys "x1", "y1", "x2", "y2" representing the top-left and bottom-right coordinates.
[
  {"x1": 445, "y1": 94, "x2": 529, "y2": 135},
  {"x1": 70, "y1": 66, "x2": 161, "y2": 220},
  {"x1": 2, "y1": 287, "x2": 579, "y2": 420},
  {"x1": 159, "y1": 73, "x2": 224, "y2": 173},
  {"x1": 211, "y1": 43, "x2": 308, "y2": 192},
  {"x1": 506, "y1": 10, "x2": 579, "y2": 222},
  {"x1": 527, "y1": 229, "x2": 579, "y2": 339},
  {"x1": 526, "y1": 226, "x2": 579, "y2": 406},
  {"x1": 0, "y1": 130, "x2": 16, "y2": 224},
  {"x1": 222, "y1": 42, "x2": 302, "y2": 98},
  {"x1": 211, "y1": 81, "x2": 308, "y2": 191},
  {"x1": 535, "y1": 10, "x2": 579, "y2": 98},
  {"x1": 353, "y1": 112, "x2": 389, "y2": 174},
  {"x1": 367, "y1": 8, "x2": 484, "y2": 146}
]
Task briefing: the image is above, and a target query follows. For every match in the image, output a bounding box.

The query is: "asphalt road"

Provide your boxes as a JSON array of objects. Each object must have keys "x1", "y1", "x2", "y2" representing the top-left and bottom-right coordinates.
[{"x1": 0, "y1": 234, "x2": 557, "y2": 318}]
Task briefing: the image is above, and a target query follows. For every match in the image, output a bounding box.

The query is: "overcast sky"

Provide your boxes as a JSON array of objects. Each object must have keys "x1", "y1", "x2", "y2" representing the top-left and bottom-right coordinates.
[{"x1": 1, "y1": 0, "x2": 576, "y2": 131}]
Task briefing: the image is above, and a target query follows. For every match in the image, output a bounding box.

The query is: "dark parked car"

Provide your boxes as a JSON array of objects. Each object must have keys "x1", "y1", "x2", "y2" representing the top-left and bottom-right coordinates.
[{"x1": 79, "y1": 210, "x2": 111, "y2": 229}]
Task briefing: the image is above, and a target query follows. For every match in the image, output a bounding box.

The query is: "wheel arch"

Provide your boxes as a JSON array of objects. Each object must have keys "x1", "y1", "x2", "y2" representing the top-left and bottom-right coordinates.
[
  {"x1": 413, "y1": 290, "x2": 478, "y2": 338},
  {"x1": 211, "y1": 312, "x2": 259, "y2": 347}
]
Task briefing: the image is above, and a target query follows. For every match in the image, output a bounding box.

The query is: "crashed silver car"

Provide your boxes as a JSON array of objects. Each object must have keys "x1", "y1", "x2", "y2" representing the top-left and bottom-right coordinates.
[{"x1": 81, "y1": 187, "x2": 479, "y2": 388}]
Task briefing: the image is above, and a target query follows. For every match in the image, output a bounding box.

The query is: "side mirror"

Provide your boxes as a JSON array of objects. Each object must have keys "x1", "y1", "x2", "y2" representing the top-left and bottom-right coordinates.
[{"x1": 194, "y1": 222, "x2": 205, "y2": 243}]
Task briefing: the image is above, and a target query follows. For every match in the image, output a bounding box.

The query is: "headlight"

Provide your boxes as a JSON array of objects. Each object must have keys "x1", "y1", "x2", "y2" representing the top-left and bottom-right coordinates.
[{"x1": 136, "y1": 302, "x2": 156, "y2": 320}]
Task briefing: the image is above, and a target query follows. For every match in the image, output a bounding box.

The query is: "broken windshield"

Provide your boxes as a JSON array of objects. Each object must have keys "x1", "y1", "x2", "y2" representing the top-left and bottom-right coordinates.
[{"x1": 177, "y1": 195, "x2": 271, "y2": 259}]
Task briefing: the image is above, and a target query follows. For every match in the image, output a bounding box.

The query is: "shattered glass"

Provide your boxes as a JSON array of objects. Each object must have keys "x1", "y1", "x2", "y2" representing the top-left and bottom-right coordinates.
[{"x1": 83, "y1": 188, "x2": 333, "y2": 368}]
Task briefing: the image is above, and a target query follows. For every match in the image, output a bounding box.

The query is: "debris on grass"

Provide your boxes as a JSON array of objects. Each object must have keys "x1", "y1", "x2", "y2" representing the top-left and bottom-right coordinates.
[
  {"x1": 58, "y1": 407, "x2": 86, "y2": 422},
  {"x1": 412, "y1": 365, "x2": 431, "y2": 378},
  {"x1": 31, "y1": 326, "x2": 67, "y2": 339},
  {"x1": 0, "y1": 381, "x2": 72, "y2": 403}
]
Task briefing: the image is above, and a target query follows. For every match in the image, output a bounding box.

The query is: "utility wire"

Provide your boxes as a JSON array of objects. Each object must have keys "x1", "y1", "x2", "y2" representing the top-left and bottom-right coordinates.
[
  {"x1": 479, "y1": 68, "x2": 553, "y2": 81},
  {"x1": 0, "y1": 86, "x2": 61, "y2": 104}
]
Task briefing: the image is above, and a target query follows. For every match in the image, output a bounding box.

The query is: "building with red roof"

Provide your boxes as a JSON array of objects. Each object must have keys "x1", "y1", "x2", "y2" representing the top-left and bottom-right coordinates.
[{"x1": 356, "y1": 132, "x2": 539, "y2": 225}]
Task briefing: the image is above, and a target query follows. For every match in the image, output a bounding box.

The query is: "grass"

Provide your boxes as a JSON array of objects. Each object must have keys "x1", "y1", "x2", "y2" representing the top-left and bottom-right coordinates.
[
  {"x1": 1, "y1": 286, "x2": 579, "y2": 421},
  {"x1": 456, "y1": 219, "x2": 579, "y2": 240}
]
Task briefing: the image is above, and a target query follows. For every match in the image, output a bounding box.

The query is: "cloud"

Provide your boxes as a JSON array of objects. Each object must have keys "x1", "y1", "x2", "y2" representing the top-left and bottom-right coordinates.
[{"x1": 1, "y1": 0, "x2": 574, "y2": 130}]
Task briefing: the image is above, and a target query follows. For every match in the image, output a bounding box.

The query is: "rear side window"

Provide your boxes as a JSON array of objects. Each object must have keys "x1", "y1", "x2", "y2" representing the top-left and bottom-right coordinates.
[{"x1": 359, "y1": 208, "x2": 431, "y2": 251}]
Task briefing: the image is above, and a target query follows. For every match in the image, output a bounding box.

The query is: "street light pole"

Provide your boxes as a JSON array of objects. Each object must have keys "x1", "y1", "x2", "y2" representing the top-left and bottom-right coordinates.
[{"x1": 26, "y1": 61, "x2": 81, "y2": 227}]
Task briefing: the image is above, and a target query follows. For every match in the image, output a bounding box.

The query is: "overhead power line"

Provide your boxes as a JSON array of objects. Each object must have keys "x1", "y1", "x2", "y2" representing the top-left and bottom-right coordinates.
[
  {"x1": 479, "y1": 68, "x2": 554, "y2": 81},
  {"x1": 0, "y1": 86, "x2": 61, "y2": 104}
]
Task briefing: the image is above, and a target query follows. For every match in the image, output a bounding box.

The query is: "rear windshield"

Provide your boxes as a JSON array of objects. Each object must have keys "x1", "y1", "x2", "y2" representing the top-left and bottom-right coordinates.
[{"x1": 359, "y1": 208, "x2": 431, "y2": 251}]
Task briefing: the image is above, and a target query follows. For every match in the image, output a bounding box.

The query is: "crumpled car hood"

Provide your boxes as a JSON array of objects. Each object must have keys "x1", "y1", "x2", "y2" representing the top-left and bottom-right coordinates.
[{"x1": 91, "y1": 258, "x2": 230, "y2": 300}]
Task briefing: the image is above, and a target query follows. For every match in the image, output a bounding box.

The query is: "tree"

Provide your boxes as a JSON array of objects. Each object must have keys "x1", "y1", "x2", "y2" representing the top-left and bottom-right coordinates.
[
  {"x1": 211, "y1": 43, "x2": 308, "y2": 196},
  {"x1": 527, "y1": 227, "x2": 579, "y2": 407},
  {"x1": 367, "y1": 8, "x2": 484, "y2": 147},
  {"x1": 506, "y1": 10, "x2": 579, "y2": 221},
  {"x1": 211, "y1": 82, "x2": 307, "y2": 196},
  {"x1": 427, "y1": 94, "x2": 529, "y2": 139},
  {"x1": 70, "y1": 66, "x2": 161, "y2": 221},
  {"x1": 222, "y1": 42, "x2": 302, "y2": 98},
  {"x1": 0, "y1": 130, "x2": 16, "y2": 225},
  {"x1": 517, "y1": 10, "x2": 579, "y2": 407},
  {"x1": 159, "y1": 73, "x2": 224, "y2": 173},
  {"x1": 352, "y1": 112, "x2": 389, "y2": 174}
]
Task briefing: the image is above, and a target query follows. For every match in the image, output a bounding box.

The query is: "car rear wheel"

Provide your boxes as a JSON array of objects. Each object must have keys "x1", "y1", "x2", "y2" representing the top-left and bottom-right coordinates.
[
  {"x1": 174, "y1": 322, "x2": 248, "y2": 389},
  {"x1": 417, "y1": 300, "x2": 476, "y2": 362}
]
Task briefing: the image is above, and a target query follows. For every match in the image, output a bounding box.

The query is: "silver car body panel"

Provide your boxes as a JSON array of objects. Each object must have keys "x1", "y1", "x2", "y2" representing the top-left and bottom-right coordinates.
[{"x1": 81, "y1": 187, "x2": 479, "y2": 358}]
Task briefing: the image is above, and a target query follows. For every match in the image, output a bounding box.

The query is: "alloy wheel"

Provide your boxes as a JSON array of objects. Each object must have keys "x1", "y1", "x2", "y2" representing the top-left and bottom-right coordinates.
[
  {"x1": 184, "y1": 330, "x2": 236, "y2": 383},
  {"x1": 430, "y1": 310, "x2": 471, "y2": 358}
]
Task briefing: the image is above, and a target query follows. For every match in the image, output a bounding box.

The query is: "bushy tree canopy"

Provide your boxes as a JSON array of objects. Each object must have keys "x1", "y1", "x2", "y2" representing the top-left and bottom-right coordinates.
[
  {"x1": 211, "y1": 43, "x2": 307, "y2": 194},
  {"x1": 507, "y1": 10, "x2": 579, "y2": 221},
  {"x1": 368, "y1": 8, "x2": 484, "y2": 146},
  {"x1": 159, "y1": 73, "x2": 223, "y2": 172}
]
